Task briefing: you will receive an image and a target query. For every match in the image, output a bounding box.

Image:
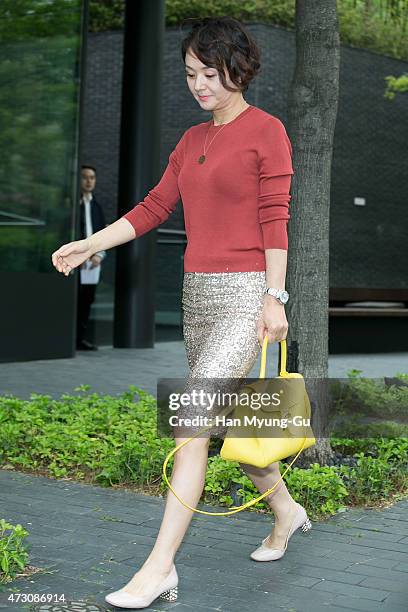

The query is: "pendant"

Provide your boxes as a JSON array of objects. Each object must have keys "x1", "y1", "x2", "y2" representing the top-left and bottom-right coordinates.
[{"x1": 198, "y1": 154, "x2": 206, "y2": 164}]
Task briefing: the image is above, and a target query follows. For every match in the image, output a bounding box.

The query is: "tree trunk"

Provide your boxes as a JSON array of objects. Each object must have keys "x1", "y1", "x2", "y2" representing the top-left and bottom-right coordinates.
[{"x1": 286, "y1": 0, "x2": 341, "y2": 465}]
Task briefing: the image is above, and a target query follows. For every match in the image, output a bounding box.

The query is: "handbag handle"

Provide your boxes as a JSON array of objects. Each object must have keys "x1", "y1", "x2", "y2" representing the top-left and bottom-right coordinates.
[
  {"x1": 260, "y1": 336, "x2": 289, "y2": 378},
  {"x1": 161, "y1": 335, "x2": 307, "y2": 516}
]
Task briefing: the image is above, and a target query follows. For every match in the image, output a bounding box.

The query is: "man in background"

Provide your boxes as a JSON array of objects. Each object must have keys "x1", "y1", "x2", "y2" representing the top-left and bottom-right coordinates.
[{"x1": 77, "y1": 165, "x2": 107, "y2": 350}]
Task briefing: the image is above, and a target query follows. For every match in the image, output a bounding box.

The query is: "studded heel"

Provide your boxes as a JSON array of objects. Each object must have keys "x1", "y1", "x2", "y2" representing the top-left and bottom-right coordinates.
[{"x1": 159, "y1": 586, "x2": 178, "y2": 602}]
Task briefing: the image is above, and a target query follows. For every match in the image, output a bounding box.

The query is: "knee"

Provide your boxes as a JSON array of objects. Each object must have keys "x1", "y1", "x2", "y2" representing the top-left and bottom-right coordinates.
[
  {"x1": 173, "y1": 436, "x2": 210, "y2": 463},
  {"x1": 239, "y1": 462, "x2": 267, "y2": 477},
  {"x1": 239, "y1": 461, "x2": 280, "y2": 478}
]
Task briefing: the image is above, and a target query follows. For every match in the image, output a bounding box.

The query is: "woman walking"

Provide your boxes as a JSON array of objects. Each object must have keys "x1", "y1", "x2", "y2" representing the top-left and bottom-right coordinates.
[{"x1": 52, "y1": 16, "x2": 311, "y2": 610}]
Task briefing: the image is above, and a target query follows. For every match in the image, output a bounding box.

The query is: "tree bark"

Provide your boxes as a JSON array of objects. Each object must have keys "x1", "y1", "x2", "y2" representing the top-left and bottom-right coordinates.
[{"x1": 286, "y1": 0, "x2": 341, "y2": 464}]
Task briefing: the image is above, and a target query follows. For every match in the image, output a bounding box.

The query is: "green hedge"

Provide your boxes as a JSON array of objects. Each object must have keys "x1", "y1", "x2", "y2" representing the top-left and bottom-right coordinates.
[
  {"x1": 1, "y1": 379, "x2": 407, "y2": 521},
  {"x1": 89, "y1": 0, "x2": 408, "y2": 62},
  {"x1": 0, "y1": 519, "x2": 29, "y2": 584}
]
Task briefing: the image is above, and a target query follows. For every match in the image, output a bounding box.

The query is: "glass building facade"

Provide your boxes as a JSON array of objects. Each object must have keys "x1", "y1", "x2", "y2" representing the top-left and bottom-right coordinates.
[
  {"x1": 0, "y1": 0, "x2": 83, "y2": 272},
  {"x1": 0, "y1": 0, "x2": 85, "y2": 361}
]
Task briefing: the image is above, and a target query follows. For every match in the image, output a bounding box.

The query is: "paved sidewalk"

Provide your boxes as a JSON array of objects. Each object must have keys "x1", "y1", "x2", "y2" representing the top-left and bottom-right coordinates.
[
  {"x1": 1, "y1": 342, "x2": 407, "y2": 399},
  {"x1": 0, "y1": 469, "x2": 407, "y2": 612}
]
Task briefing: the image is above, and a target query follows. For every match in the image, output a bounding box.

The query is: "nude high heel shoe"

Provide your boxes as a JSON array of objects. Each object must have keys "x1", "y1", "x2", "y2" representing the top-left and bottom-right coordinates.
[
  {"x1": 104, "y1": 565, "x2": 178, "y2": 609},
  {"x1": 250, "y1": 502, "x2": 312, "y2": 562}
]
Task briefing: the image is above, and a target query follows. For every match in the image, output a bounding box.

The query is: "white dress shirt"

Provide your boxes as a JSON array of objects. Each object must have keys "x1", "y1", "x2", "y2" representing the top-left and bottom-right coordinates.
[{"x1": 80, "y1": 192, "x2": 105, "y2": 285}]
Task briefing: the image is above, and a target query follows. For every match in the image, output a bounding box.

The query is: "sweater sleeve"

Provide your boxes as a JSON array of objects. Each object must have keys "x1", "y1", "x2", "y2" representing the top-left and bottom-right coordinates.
[
  {"x1": 121, "y1": 131, "x2": 187, "y2": 238},
  {"x1": 257, "y1": 118, "x2": 294, "y2": 250}
]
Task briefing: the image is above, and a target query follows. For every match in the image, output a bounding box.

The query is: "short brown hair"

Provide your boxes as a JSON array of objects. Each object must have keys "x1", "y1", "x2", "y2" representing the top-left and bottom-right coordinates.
[{"x1": 180, "y1": 17, "x2": 261, "y2": 94}]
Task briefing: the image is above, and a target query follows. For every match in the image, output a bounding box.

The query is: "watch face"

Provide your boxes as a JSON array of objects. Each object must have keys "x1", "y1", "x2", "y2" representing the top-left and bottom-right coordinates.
[{"x1": 280, "y1": 291, "x2": 289, "y2": 303}]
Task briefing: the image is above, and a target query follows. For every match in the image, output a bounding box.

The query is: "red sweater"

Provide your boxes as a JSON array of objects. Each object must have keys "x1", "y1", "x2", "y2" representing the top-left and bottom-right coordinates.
[{"x1": 122, "y1": 105, "x2": 294, "y2": 272}]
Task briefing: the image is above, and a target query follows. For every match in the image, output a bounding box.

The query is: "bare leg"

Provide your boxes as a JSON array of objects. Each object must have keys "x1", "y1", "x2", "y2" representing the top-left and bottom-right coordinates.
[
  {"x1": 239, "y1": 461, "x2": 299, "y2": 549},
  {"x1": 113, "y1": 272, "x2": 267, "y2": 594},
  {"x1": 120, "y1": 434, "x2": 210, "y2": 596}
]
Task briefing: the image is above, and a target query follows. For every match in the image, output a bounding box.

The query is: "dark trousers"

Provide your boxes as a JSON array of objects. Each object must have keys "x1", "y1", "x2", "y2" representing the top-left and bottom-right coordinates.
[{"x1": 77, "y1": 281, "x2": 97, "y2": 344}]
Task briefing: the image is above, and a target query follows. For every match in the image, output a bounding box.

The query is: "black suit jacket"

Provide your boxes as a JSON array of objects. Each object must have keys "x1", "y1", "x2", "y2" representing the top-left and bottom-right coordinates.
[{"x1": 79, "y1": 193, "x2": 107, "y2": 239}]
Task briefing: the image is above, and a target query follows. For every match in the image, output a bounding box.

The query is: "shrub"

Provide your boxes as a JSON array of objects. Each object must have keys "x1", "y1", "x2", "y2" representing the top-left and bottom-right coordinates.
[
  {"x1": 88, "y1": 0, "x2": 408, "y2": 61},
  {"x1": 0, "y1": 520, "x2": 29, "y2": 584}
]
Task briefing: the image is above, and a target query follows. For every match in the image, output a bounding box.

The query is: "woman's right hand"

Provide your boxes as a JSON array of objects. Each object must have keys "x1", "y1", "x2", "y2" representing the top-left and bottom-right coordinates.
[{"x1": 51, "y1": 238, "x2": 93, "y2": 276}]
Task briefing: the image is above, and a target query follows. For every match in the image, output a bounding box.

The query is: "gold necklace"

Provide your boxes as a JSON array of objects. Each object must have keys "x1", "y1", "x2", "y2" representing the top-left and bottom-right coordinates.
[{"x1": 197, "y1": 105, "x2": 252, "y2": 164}]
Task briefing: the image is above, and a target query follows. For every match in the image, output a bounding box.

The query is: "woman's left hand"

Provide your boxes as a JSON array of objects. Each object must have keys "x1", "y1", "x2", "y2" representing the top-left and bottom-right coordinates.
[{"x1": 256, "y1": 295, "x2": 288, "y2": 346}]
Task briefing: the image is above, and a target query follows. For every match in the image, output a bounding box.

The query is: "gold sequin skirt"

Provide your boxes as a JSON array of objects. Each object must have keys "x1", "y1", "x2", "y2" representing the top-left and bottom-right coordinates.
[{"x1": 178, "y1": 271, "x2": 267, "y2": 436}]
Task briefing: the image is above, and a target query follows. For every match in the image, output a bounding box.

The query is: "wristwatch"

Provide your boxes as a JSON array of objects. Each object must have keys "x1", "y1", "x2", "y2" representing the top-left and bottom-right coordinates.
[{"x1": 264, "y1": 287, "x2": 290, "y2": 305}]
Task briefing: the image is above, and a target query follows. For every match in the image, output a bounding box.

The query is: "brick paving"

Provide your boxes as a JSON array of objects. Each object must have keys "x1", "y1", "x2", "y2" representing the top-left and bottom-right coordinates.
[{"x1": 0, "y1": 344, "x2": 407, "y2": 611}]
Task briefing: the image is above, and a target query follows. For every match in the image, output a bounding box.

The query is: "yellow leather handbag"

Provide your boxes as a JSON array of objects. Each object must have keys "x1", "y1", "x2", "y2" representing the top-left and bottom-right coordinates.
[{"x1": 162, "y1": 336, "x2": 316, "y2": 516}]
